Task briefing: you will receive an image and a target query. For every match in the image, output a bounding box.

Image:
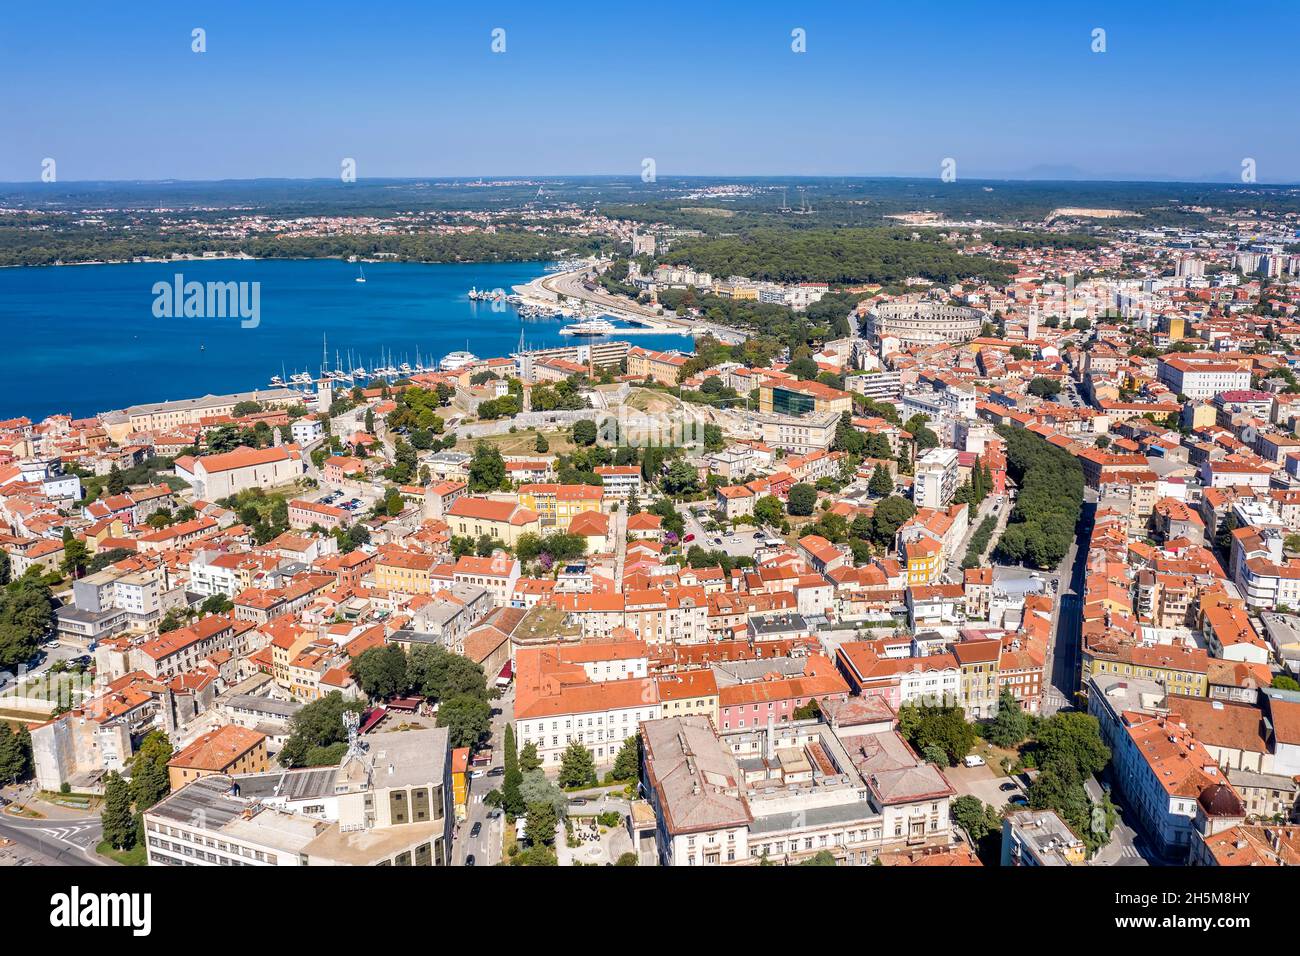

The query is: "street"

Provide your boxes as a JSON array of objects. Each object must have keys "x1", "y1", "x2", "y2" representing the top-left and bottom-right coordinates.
[
  {"x1": 0, "y1": 784, "x2": 107, "y2": 866},
  {"x1": 453, "y1": 684, "x2": 514, "y2": 866},
  {"x1": 1042, "y1": 493, "x2": 1093, "y2": 715}
]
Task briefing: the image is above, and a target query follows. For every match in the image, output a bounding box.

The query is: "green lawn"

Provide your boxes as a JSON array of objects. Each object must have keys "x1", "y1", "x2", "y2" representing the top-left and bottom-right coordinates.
[{"x1": 97, "y1": 839, "x2": 147, "y2": 866}]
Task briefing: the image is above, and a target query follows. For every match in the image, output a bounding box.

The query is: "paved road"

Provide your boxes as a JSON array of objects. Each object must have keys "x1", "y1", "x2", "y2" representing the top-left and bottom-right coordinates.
[
  {"x1": 453, "y1": 686, "x2": 514, "y2": 866},
  {"x1": 1043, "y1": 494, "x2": 1094, "y2": 715},
  {"x1": 0, "y1": 804, "x2": 108, "y2": 866}
]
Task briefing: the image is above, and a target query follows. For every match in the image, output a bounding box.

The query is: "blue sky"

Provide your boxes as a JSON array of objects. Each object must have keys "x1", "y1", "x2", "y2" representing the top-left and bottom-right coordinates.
[{"x1": 2, "y1": 0, "x2": 1297, "y2": 183}]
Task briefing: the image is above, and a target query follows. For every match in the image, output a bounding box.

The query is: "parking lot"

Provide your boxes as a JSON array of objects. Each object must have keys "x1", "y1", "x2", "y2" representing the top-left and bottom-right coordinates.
[
  {"x1": 317, "y1": 490, "x2": 365, "y2": 513},
  {"x1": 683, "y1": 507, "x2": 772, "y2": 560},
  {"x1": 944, "y1": 760, "x2": 1030, "y2": 812}
]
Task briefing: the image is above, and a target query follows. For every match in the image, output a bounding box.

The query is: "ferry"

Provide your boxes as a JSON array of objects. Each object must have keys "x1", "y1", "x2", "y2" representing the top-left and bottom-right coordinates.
[
  {"x1": 560, "y1": 318, "x2": 617, "y2": 337},
  {"x1": 439, "y1": 350, "x2": 479, "y2": 372}
]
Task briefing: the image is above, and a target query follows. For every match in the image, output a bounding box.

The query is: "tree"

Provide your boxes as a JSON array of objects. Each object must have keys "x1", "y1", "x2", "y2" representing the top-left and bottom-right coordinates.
[
  {"x1": 1272, "y1": 675, "x2": 1300, "y2": 692},
  {"x1": 661, "y1": 460, "x2": 700, "y2": 497},
  {"x1": 0, "y1": 722, "x2": 32, "y2": 784},
  {"x1": 0, "y1": 575, "x2": 55, "y2": 671},
  {"x1": 559, "y1": 741, "x2": 598, "y2": 789},
  {"x1": 898, "y1": 702, "x2": 976, "y2": 766},
  {"x1": 950, "y1": 795, "x2": 1003, "y2": 864},
  {"x1": 799, "y1": 850, "x2": 837, "y2": 866},
  {"x1": 106, "y1": 465, "x2": 127, "y2": 496},
  {"x1": 754, "y1": 495, "x2": 784, "y2": 528},
  {"x1": 407, "y1": 645, "x2": 488, "y2": 702},
  {"x1": 534, "y1": 433, "x2": 550, "y2": 454},
  {"x1": 61, "y1": 537, "x2": 91, "y2": 579},
  {"x1": 1028, "y1": 377, "x2": 1062, "y2": 399},
  {"x1": 985, "y1": 690, "x2": 1032, "y2": 748},
  {"x1": 615, "y1": 851, "x2": 638, "y2": 866},
  {"x1": 786, "y1": 483, "x2": 817, "y2": 516},
  {"x1": 611, "y1": 736, "x2": 639, "y2": 783},
  {"x1": 572, "y1": 419, "x2": 598, "y2": 447},
  {"x1": 351, "y1": 644, "x2": 409, "y2": 700},
  {"x1": 511, "y1": 844, "x2": 559, "y2": 866},
  {"x1": 200, "y1": 593, "x2": 234, "y2": 615},
  {"x1": 502, "y1": 724, "x2": 524, "y2": 817},
  {"x1": 1033, "y1": 712, "x2": 1110, "y2": 785},
  {"x1": 519, "y1": 741, "x2": 543, "y2": 773},
  {"x1": 868, "y1": 465, "x2": 893, "y2": 497},
  {"x1": 793, "y1": 698, "x2": 822, "y2": 720},
  {"x1": 101, "y1": 771, "x2": 136, "y2": 850},
  {"x1": 870, "y1": 495, "x2": 916, "y2": 545},
  {"x1": 128, "y1": 730, "x2": 173, "y2": 811},
  {"x1": 467, "y1": 441, "x2": 506, "y2": 492},
  {"x1": 436, "y1": 694, "x2": 492, "y2": 749},
  {"x1": 280, "y1": 692, "x2": 365, "y2": 768},
  {"x1": 525, "y1": 801, "x2": 559, "y2": 848}
]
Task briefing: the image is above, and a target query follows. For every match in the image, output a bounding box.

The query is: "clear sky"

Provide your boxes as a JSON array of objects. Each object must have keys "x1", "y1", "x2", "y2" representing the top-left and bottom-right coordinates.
[{"x1": 3, "y1": 0, "x2": 1297, "y2": 183}]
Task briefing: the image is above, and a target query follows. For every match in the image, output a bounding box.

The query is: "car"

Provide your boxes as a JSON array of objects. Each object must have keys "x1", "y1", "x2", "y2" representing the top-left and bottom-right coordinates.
[
  {"x1": 999, "y1": 782, "x2": 1019, "y2": 792},
  {"x1": 488, "y1": 809, "x2": 502, "y2": 819},
  {"x1": 712, "y1": 538, "x2": 722, "y2": 546},
  {"x1": 470, "y1": 822, "x2": 482, "y2": 838},
  {"x1": 753, "y1": 531, "x2": 764, "y2": 539},
  {"x1": 1008, "y1": 795, "x2": 1029, "y2": 807},
  {"x1": 963, "y1": 754, "x2": 986, "y2": 768},
  {"x1": 570, "y1": 797, "x2": 588, "y2": 806},
  {"x1": 683, "y1": 533, "x2": 695, "y2": 543},
  {"x1": 469, "y1": 769, "x2": 486, "y2": 779},
  {"x1": 465, "y1": 855, "x2": 476, "y2": 866},
  {"x1": 487, "y1": 766, "x2": 505, "y2": 777}
]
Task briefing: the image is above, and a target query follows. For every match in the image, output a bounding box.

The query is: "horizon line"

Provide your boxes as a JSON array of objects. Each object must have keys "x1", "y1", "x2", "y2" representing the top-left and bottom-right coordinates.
[{"x1": 2, "y1": 173, "x2": 1298, "y2": 189}]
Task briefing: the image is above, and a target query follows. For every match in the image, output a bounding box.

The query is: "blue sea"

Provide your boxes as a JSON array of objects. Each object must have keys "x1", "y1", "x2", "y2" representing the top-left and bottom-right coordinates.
[{"x1": 0, "y1": 258, "x2": 694, "y2": 421}]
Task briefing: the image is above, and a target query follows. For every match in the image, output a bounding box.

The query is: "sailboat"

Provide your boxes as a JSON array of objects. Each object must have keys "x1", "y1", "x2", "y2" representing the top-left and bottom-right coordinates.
[{"x1": 355, "y1": 264, "x2": 367, "y2": 283}]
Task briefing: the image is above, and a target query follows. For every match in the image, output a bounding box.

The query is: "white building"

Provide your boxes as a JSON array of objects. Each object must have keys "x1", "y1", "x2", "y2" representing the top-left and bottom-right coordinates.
[{"x1": 913, "y1": 448, "x2": 960, "y2": 510}]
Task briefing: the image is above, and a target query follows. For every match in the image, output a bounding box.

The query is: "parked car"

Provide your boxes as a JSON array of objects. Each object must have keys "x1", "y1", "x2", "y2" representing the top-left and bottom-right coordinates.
[
  {"x1": 1008, "y1": 795, "x2": 1029, "y2": 807},
  {"x1": 570, "y1": 797, "x2": 588, "y2": 806},
  {"x1": 999, "y1": 781, "x2": 1019, "y2": 792},
  {"x1": 487, "y1": 766, "x2": 505, "y2": 777},
  {"x1": 963, "y1": 754, "x2": 986, "y2": 768},
  {"x1": 470, "y1": 822, "x2": 481, "y2": 838}
]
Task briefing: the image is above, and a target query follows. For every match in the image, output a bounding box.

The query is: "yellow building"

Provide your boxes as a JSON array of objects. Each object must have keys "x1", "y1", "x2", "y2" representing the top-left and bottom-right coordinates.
[
  {"x1": 445, "y1": 496, "x2": 540, "y2": 546},
  {"x1": 626, "y1": 346, "x2": 689, "y2": 386},
  {"x1": 656, "y1": 670, "x2": 721, "y2": 727},
  {"x1": 901, "y1": 536, "x2": 942, "y2": 586},
  {"x1": 373, "y1": 549, "x2": 438, "y2": 595},
  {"x1": 1081, "y1": 642, "x2": 1209, "y2": 698},
  {"x1": 167, "y1": 725, "x2": 268, "y2": 790},
  {"x1": 516, "y1": 484, "x2": 605, "y2": 531},
  {"x1": 451, "y1": 747, "x2": 470, "y2": 821}
]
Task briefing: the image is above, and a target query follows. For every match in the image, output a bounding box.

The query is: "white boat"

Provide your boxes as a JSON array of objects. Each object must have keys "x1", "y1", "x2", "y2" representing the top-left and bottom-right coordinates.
[
  {"x1": 560, "y1": 318, "x2": 617, "y2": 337},
  {"x1": 439, "y1": 350, "x2": 479, "y2": 372},
  {"x1": 270, "y1": 375, "x2": 285, "y2": 387},
  {"x1": 356, "y1": 264, "x2": 366, "y2": 283}
]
